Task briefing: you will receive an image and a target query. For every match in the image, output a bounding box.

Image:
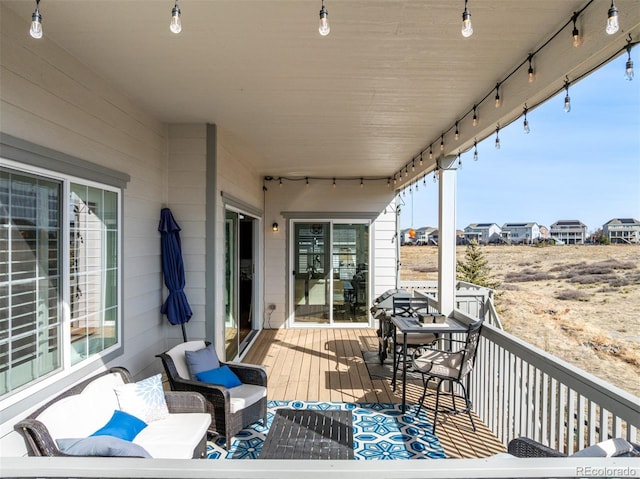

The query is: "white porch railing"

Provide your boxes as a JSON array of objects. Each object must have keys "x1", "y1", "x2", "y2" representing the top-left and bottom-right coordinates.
[{"x1": 404, "y1": 281, "x2": 640, "y2": 453}]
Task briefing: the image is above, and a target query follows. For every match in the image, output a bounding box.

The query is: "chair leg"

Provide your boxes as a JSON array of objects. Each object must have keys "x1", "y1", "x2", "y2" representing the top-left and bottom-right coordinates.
[
  {"x1": 457, "y1": 380, "x2": 476, "y2": 432},
  {"x1": 432, "y1": 378, "x2": 445, "y2": 434},
  {"x1": 415, "y1": 375, "x2": 433, "y2": 417}
]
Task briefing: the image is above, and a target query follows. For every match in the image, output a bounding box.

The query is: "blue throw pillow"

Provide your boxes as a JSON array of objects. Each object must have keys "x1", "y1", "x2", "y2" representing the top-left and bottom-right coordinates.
[
  {"x1": 185, "y1": 344, "x2": 220, "y2": 379},
  {"x1": 57, "y1": 436, "x2": 152, "y2": 457},
  {"x1": 195, "y1": 365, "x2": 242, "y2": 389},
  {"x1": 90, "y1": 410, "x2": 147, "y2": 441}
]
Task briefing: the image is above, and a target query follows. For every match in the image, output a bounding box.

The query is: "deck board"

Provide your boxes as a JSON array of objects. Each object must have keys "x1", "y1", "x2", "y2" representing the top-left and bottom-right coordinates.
[{"x1": 243, "y1": 328, "x2": 506, "y2": 459}]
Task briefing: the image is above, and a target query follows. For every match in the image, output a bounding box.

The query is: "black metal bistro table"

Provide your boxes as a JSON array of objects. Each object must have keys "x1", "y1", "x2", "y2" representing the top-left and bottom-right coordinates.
[
  {"x1": 260, "y1": 409, "x2": 353, "y2": 459},
  {"x1": 390, "y1": 314, "x2": 468, "y2": 412}
]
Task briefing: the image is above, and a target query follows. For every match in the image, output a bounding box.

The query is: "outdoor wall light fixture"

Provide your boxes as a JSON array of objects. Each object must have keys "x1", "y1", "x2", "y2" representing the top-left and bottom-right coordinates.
[
  {"x1": 606, "y1": 0, "x2": 619, "y2": 35},
  {"x1": 29, "y1": 0, "x2": 43, "y2": 39},
  {"x1": 170, "y1": 0, "x2": 182, "y2": 34},
  {"x1": 272, "y1": 222, "x2": 279, "y2": 232},
  {"x1": 319, "y1": 0, "x2": 330, "y2": 36},
  {"x1": 572, "y1": 12, "x2": 581, "y2": 48},
  {"x1": 625, "y1": 36, "x2": 634, "y2": 81},
  {"x1": 461, "y1": 0, "x2": 473, "y2": 38},
  {"x1": 563, "y1": 79, "x2": 571, "y2": 112}
]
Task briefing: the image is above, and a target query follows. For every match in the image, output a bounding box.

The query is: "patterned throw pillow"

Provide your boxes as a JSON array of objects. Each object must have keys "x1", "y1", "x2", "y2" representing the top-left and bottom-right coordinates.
[{"x1": 114, "y1": 374, "x2": 169, "y2": 423}]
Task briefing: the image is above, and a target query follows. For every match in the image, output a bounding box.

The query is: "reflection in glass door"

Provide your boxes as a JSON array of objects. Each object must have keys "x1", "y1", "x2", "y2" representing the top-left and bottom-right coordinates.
[
  {"x1": 292, "y1": 221, "x2": 369, "y2": 325},
  {"x1": 225, "y1": 210, "x2": 257, "y2": 360}
]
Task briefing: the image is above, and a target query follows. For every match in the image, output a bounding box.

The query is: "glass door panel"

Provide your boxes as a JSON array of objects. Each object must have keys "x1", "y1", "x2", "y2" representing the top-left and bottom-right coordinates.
[
  {"x1": 333, "y1": 224, "x2": 369, "y2": 323},
  {"x1": 224, "y1": 212, "x2": 238, "y2": 360},
  {"x1": 293, "y1": 223, "x2": 330, "y2": 324}
]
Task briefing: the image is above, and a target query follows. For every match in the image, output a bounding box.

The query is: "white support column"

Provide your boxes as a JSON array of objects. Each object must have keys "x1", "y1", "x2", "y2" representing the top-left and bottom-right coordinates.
[{"x1": 437, "y1": 156, "x2": 458, "y2": 317}]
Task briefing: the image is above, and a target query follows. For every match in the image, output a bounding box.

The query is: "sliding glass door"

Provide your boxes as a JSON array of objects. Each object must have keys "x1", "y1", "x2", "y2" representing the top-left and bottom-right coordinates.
[{"x1": 292, "y1": 221, "x2": 369, "y2": 325}]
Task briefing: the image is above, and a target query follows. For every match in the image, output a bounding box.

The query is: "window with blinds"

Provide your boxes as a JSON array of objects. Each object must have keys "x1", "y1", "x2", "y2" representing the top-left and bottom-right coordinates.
[{"x1": 0, "y1": 166, "x2": 120, "y2": 397}]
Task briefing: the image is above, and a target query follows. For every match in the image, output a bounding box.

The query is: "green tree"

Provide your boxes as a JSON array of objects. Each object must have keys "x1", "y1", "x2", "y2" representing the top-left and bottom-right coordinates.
[{"x1": 456, "y1": 240, "x2": 500, "y2": 289}]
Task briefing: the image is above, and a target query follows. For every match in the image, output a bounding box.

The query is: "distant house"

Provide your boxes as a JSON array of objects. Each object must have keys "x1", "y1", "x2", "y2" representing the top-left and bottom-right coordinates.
[
  {"x1": 603, "y1": 218, "x2": 640, "y2": 244},
  {"x1": 415, "y1": 226, "x2": 438, "y2": 245},
  {"x1": 464, "y1": 223, "x2": 501, "y2": 244},
  {"x1": 501, "y1": 222, "x2": 541, "y2": 244},
  {"x1": 550, "y1": 220, "x2": 588, "y2": 244},
  {"x1": 400, "y1": 228, "x2": 415, "y2": 245}
]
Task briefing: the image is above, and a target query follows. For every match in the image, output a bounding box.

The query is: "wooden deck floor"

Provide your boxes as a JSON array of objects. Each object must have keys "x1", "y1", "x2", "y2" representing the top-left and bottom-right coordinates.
[{"x1": 243, "y1": 328, "x2": 506, "y2": 459}]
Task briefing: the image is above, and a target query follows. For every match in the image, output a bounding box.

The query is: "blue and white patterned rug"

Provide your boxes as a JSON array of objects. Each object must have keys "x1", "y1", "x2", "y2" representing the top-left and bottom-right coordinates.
[{"x1": 206, "y1": 400, "x2": 446, "y2": 460}]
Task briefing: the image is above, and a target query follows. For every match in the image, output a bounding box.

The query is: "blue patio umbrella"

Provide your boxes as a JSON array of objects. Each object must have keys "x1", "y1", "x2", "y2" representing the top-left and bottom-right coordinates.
[{"x1": 158, "y1": 208, "x2": 192, "y2": 342}]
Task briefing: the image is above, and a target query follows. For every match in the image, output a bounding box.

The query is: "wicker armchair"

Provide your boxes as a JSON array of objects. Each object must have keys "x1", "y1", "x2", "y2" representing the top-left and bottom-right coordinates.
[
  {"x1": 507, "y1": 437, "x2": 566, "y2": 457},
  {"x1": 157, "y1": 341, "x2": 267, "y2": 450}
]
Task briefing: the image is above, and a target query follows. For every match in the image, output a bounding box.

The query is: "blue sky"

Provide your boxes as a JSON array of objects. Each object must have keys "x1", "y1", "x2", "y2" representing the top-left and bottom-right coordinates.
[{"x1": 400, "y1": 55, "x2": 640, "y2": 233}]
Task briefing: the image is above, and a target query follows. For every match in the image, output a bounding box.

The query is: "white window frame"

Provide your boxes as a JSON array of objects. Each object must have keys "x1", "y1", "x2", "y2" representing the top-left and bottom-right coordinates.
[{"x1": 0, "y1": 158, "x2": 123, "y2": 408}]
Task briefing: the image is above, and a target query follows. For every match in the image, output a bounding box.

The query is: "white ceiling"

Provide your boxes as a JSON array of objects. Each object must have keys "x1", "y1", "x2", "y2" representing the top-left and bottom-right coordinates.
[{"x1": 3, "y1": 0, "x2": 640, "y2": 184}]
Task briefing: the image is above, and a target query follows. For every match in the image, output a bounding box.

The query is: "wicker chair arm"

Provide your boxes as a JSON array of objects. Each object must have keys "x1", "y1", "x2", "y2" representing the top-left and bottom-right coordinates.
[
  {"x1": 13, "y1": 419, "x2": 70, "y2": 457},
  {"x1": 508, "y1": 437, "x2": 566, "y2": 458},
  {"x1": 223, "y1": 362, "x2": 267, "y2": 387},
  {"x1": 169, "y1": 376, "x2": 230, "y2": 403},
  {"x1": 164, "y1": 391, "x2": 208, "y2": 414}
]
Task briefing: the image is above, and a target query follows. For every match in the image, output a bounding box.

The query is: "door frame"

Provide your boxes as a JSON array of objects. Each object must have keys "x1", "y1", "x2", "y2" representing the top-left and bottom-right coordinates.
[{"x1": 287, "y1": 218, "x2": 372, "y2": 328}]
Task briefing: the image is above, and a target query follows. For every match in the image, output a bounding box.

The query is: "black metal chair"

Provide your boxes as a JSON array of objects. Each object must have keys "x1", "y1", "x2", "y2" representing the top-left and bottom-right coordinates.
[
  {"x1": 391, "y1": 296, "x2": 437, "y2": 374},
  {"x1": 157, "y1": 341, "x2": 267, "y2": 450},
  {"x1": 412, "y1": 319, "x2": 483, "y2": 433}
]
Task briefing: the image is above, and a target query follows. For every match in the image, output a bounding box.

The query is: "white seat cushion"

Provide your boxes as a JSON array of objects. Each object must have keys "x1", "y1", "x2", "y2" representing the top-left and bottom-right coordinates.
[
  {"x1": 133, "y1": 413, "x2": 211, "y2": 459},
  {"x1": 414, "y1": 349, "x2": 464, "y2": 379},
  {"x1": 165, "y1": 340, "x2": 207, "y2": 379},
  {"x1": 228, "y1": 384, "x2": 267, "y2": 414}
]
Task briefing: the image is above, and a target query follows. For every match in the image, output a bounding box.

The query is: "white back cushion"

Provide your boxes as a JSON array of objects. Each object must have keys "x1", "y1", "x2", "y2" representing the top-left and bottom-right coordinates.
[{"x1": 166, "y1": 341, "x2": 206, "y2": 379}]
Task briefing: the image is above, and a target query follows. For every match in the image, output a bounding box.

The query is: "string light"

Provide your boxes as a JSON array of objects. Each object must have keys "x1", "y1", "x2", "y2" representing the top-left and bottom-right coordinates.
[
  {"x1": 473, "y1": 139, "x2": 478, "y2": 161},
  {"x1": 29, "y1": 0, "x2": 43, "y2": 39},
  {"x1": 419, "y1": 152, "x2": 423, "y2": 166},
  {"x1": 429, "y1": 145, "x2": 433, "y2": 160},
  {"x1": 625, "y1": 36, "x2": 634, "y2": 81},
  {"x1": 454, "y1": 122, "x2": 459, "y2": 141},
  {"x1": 279, "y1": 177, "x2": 283, "y2": 188},
  {"x1": 411, "y1": 160, "x2": 415, "y2": 172},
  {"x1": 572, "y1": 12, "x2": 580, "y2": 48},
  {"x1": 332, "y1": 177, "x2": 336, "y2": 188},
  {"x1": 306, "y1": 177, "x2": 309, "y2": 187},
  {"x1": 440, "y1": 135, "x2": 445, "y2": 151},
  {"x1": 319, "y1": 0, "x2": 330, "y2": 36},
  {"x1": 360, "y1": 177, "x2": 364, "y2": 188},
  {"x1": 527, "y1": 54, "x2": 535, "y2": 83},
  {"x1": 423, "y1": 175, "x2": 427, "y2": 186},
  {"x1": 606, "y1": 0, "x2": 619, "y2": 35},
  {"x1": 404, "y1": 166, "x2": 408, "y2": 177},
  {"x1": 457, "y1": 152, "x2": 462, "y2": 169},
  {"x1": 170, "y1": 0, "x2": 182, "y2": 34},
  {"x1": 461, "y1": 0, "x2": 473, "y2": 38},
  {"x1": 495, "y1": 125, "x2": 501, "y2": 149},
  {"x1": 472, "y1": 105, "x2": 478, "y2": 126},
  {"x1": 494, "y1": 83, "x2": 501, "y2": 108},
  {"x1": 563, "y1": 78, "x2": 571, "y2": 113},
  {"x1": 523, "y1": 105, "x2": 530, "y2": 134}
]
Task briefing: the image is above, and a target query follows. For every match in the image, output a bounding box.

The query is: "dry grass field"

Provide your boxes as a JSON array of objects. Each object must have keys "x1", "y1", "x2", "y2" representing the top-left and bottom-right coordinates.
[{"x1": 400, "y1": 244, "x2": 640, "y2": 398}]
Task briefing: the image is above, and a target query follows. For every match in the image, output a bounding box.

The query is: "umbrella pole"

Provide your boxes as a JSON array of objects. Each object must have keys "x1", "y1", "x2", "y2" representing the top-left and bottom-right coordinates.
[{"x1": 181, "y1": 322, "x2": 187, "y2": 342}]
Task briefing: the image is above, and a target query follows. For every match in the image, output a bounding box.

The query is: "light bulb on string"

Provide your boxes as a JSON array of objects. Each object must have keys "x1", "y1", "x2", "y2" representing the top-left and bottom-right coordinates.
[
  {"x1": 572, "y1": 12, "x2": 580, "y2": 48},
  {"x1": 625, "y1": 36, "x2": 634, "y2": 81},
  {"x1": 412, "y1": 160, "x2": 415, "y2": 172},
  {"x1": 523, "y1": 105, "x2": 530, "y2": 134},
  {"x1": 360, "y1": 178, "x2": 364, "y2": 188},
  {"x1": 457, "y1": 153, "x2": 462, "y2": 170},
  {"x1": 494, "y1": 83, "x2": 501, "y2": 108},
  {"x1": 495, "y1": 125, "x2": 501, "y2": 150},
  {"x1": 30, "y1": 0, "x2": 43, "y2": 39},
  {"x1": 419, "y1": 153, "x2": 423, "y2": 167},
  {"x1": 472, "y1": 105, "x2": 478, "y2": 126},
  {"x1": 429, "y1": 145, "x2": 433, "y2": 160},
  {"x1": 440, "y1": 135, "x2": 445, "y2": 151},
  {"x1": 319, "y1": 0, "x2": 330, "y2": 36},
  {"x1": 473, "y1": 139, "x2": 478, "y2": 161},
  {"x1": 332, "y1": 177, "x2": 336, "y2": 188},
  {"x1": 170, "y1": 0, "x2": 182, "y2": 34},
  {"x1": 279, "y1": 177, "x2": 283, "y2": 188},
  {"x1": 404, "y1": 167, "x2": 408, "y2": 177},
  {"x1": 423, "y1": 175, "x2": 427, "y2": 186},
  {"x1": 527, "y1": 54, "x2": 535, "y2": 83},
  {"x1": 454, "y1": 122, "x2": 459, "y2": 141},
  {"x1": 305, "y1": 177, "x2": 309, "y2": 187},
  {"x1": 606, "y1": 0, "x2": 619, "y2": 35},
  {"x1": 563, "y1": 79, "x2": 571, "y2": 113},
  {"x1": 461, "y1": 0, "x2": 473, "y2": 38},
  {"x1": 387, "y1": 178, "x2": 391, "y2": 188}
]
